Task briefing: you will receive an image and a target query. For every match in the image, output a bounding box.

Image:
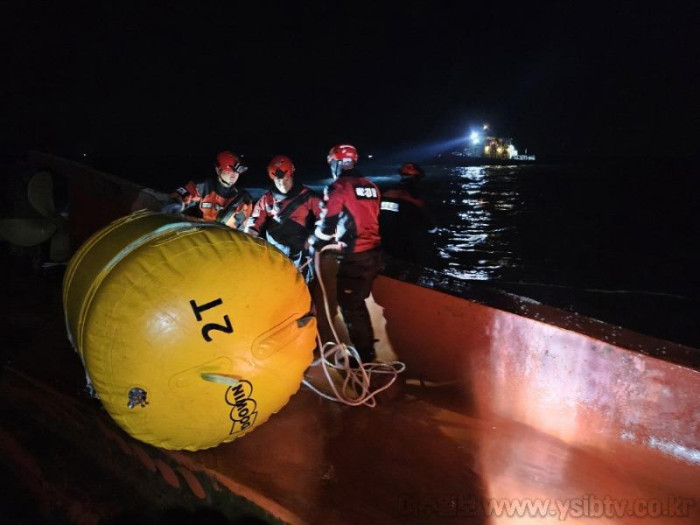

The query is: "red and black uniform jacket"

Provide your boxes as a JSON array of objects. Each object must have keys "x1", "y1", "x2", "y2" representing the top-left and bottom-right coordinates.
[
  {"x1": 315, "y1": 169, "x2": 381, "y2": 254},
  {"x1": 170, "y1": 178, "x2": 253, "y2": 230},
  {"x1": 248, "y1": 185, "x2": 322, "y2": 262}
]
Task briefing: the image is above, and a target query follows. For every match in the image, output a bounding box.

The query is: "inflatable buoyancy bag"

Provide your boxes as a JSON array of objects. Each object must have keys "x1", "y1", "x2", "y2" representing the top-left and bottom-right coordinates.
[{"x1": 63, "y1": 211, "x2": 316, "y2": 450}]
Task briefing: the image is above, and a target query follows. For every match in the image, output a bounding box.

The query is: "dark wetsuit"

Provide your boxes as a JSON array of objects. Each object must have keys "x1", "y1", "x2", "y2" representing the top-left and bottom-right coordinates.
[
  {"x1": 248, "y1": 184, "x2": 321, "y2": 282},
  {"x1": 169, "y1": 178, "x2": 253, "y2": 230},
  {"x1": 315, "y1": 169, "x2": 381, "y2": 361},
  {"x1": 379, "y1": 177, "x2": 436, "y2": 264}
]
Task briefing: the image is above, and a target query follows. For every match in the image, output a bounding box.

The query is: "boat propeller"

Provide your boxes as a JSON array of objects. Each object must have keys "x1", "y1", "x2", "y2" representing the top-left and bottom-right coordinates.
[{"x1": 0, "y1": 171, "x2": 71, "y2": 262}]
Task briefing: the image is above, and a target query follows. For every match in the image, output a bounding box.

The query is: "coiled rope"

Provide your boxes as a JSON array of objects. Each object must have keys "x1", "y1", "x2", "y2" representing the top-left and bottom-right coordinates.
[{"x1": 301, "y1": 244, "x2": 405, "y2": 407}]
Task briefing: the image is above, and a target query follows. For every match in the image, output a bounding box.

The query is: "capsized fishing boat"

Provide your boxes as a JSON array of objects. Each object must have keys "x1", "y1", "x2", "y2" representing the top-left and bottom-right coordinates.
[{"x1": 1, "y1": 152, "x2": 698, "y2": 524}]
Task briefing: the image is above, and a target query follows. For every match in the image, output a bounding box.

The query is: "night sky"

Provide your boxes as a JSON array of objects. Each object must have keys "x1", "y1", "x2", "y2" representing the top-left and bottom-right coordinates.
[{"x1": 2, "y1": 1, "x2": 698, "y2": 162}]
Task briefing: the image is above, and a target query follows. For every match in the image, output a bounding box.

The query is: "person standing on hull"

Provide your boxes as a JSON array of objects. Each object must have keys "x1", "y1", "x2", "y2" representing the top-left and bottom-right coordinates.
[
  {"x1": 379, "y1": 162, "x2": 437, "y2": 265},
  {"x1": 309, "y1": 144, "x2": 382, "y2": 364},
  {"x1": 246, "y1": 155, "x2": 322, "y2": 283},
  {"x1": 162, "y1": 150, "x2": 253, "y2": 230}
]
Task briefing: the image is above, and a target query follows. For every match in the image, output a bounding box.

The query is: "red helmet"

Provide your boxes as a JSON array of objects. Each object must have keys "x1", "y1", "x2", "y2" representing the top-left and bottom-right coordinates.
[
  {"x1": 399, "y1": 162, "x2": 425, "y2": 179},
  {"x1": 216, "y1": 150, "x2": 247, "y2": 174},
  {"x1": 327, "y1": 144, "x2": 359, "y2": 164},
  {"x1": 267, "y1": 155, "x2": 295, "y2": 180}
]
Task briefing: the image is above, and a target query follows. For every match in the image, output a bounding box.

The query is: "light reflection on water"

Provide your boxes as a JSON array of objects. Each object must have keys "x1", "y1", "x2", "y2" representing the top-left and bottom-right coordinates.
[{"x1": 435, "y1": 166, "x2": 523, "y2": 281}]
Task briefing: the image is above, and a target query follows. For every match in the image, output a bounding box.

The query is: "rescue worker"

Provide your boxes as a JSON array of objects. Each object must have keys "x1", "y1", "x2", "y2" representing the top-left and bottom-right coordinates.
[
  {"x1": 379, "y1": 162, "x2": 437, "y2": 264},
  {"x1": 309, "y1": 144, "x2": 381, "y2": 363},
  {"x1": 162, "y1": 150, "x2": 253, "y2": 230},
  {"x1": 247, "y1": 155, "x2": 322, "y2": 282}
]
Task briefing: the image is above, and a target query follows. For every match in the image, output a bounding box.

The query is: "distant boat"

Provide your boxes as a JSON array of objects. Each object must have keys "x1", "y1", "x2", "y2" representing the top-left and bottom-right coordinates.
[
  {"x1": 436, "y1": 124, "x2": 536, "y2": 165},
  {"x1": 433, "y1": 152, "x2": 536, "y2": 167}
]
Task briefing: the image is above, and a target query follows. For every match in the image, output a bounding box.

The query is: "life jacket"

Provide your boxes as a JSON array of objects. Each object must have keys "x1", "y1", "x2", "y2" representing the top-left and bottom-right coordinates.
[
  {"x1": 172, "y1": 178, "x2": 253, "y2": 230},
  {"x1": 315, "y1": 169, "x2": 381, "y2": 254},
  {"x1": 248, "y1": 185, "x2": 322, "y2": 257}
]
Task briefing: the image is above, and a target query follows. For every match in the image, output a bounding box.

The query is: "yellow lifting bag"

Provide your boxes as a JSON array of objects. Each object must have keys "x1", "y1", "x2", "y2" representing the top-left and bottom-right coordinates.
[{"x1": 63, "y1": 211, "x2": 316, "y2": 450}]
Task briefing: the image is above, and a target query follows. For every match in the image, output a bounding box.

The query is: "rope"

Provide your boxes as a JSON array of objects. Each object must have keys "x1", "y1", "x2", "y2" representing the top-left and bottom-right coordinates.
[{"x1": 301, "y1": 244, "x2": 406, "y2": 407}]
